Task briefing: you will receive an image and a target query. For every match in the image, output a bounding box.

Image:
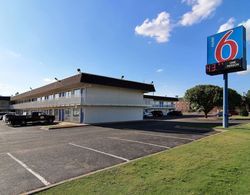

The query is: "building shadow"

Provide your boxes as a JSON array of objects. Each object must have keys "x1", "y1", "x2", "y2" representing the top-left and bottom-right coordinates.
[{"x1": 93, "y1": 119, "x2": 240, "y2": 135}]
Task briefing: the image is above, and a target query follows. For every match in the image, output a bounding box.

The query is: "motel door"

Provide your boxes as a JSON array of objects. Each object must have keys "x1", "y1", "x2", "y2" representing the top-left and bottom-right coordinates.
[{"x1": 54, "y1": 109, "x2": 59, "y2": 121}]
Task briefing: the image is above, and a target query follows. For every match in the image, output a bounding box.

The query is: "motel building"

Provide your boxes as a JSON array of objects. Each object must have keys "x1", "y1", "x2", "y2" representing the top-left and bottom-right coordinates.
[
  {"x1": 0, "y1": 96, "x2": 11, "y2": 113},
  {"x1": 143, "y1": 95, "x2": 179, "y2": 115},
  {"x1": 10, "y1": 73, "x2": 155, "y2": 124}
]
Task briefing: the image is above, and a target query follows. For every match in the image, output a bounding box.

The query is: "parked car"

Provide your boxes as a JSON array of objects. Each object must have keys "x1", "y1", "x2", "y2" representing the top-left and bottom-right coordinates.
[
  {"x1": 2, "y1": 113, "x2": 15, "y2": 122},
  {"x1": 143, "y1": 111, "x2": 153, "y2": 118},
  {"x1": 167, "y1": 111, "x2": 183, "y2": 116},
  {"x1": 0, "y1": 112, "x2": 7, "y2": 120},
  {"x1": 217, "y1": 111, "x2": 232, "y2": 117},
  {"x1": 151, "y1": 110, "x2": 164, "y2": 117},
  {"x1": 230, "y1": 110, "x2": 238, "y2": 115},
  {"x1": 6, "y1": 112, "x2": 55, "y2": 126}
]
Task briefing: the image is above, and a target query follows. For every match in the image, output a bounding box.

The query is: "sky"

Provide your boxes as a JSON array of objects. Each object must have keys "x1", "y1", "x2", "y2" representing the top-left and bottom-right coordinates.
[{"x1": 0, "y1": 0, "x2": 250, "y2": 97}]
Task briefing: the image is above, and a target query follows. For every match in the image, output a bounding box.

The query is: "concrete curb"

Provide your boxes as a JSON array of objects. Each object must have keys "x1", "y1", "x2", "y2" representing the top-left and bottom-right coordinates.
[
  {"x1": 24, "y1": 129, "x2": 223, "y2": 195},
  {"x1": 40, "y1": 124, "x2": 90, "y2": 130}
]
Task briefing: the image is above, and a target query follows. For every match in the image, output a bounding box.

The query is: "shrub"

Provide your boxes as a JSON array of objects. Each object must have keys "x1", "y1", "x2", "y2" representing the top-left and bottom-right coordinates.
[{"x1": 240, "y1": 108, "x2": 249, "y2": 116}]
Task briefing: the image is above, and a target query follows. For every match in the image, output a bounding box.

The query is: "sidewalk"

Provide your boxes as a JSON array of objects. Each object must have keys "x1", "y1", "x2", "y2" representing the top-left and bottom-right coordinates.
[{"x1": 41, "y1": 122, "x2": 89, "y2": 130}]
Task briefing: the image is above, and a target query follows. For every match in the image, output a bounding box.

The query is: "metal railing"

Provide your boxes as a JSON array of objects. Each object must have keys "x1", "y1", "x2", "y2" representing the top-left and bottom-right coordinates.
[{"x1": 11, "y1": 96, "x2": 82, "y2": 109}]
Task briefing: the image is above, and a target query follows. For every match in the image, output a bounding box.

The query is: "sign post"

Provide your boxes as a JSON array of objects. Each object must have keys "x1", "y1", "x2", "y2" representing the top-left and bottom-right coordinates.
[
  {"x1": 223, "y1": 73, "x2": 228, "y2": 128},
  {"x1": 206, "y1": 26, "x2": 247, "y2": 128}
]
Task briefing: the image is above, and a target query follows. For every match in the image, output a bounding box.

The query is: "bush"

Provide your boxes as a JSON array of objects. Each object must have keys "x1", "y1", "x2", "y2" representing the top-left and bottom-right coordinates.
[{"x1": 240, "y1": 108, "x2": 249, "y2": 116}]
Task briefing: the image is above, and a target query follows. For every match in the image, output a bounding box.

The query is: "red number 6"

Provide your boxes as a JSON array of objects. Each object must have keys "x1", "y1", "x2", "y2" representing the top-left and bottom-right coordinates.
[{"x1": 215, "y1": 30, "x2": 238, "y2": 62}]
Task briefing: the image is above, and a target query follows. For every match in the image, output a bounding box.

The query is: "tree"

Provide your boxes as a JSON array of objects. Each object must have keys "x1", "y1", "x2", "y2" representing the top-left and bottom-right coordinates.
[
  {"x1": 184, "y1": 85, "x2": 222, "y2": 118},
  {"x1": 246, "y1": 90, "x2": 250, "y2": 111},
  {"x1": 228, "y1": 88, "x2": 242, "y2": 111}
]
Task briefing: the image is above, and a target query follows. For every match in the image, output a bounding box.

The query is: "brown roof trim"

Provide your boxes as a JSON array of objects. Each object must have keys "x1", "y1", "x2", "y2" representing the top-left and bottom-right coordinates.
[
  {"x1": 0, "y1": 96, "x2": 10, "y2": 101},
  {"x1": 80, "y1": 72, "x2": 155, "y2": 92},
  {"x1": 11, "y1": 74, "x2": 81, "y2": 101},
  {"x1": 11, "y1": 73, "x2": 155, "y2": 101},
  {"x1": 144, "y1": 95, "x2": 178, "y2": 102}
]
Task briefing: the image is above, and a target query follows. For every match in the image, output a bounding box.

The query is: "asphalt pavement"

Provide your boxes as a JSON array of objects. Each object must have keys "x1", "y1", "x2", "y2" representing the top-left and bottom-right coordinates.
[{"x1": 0, "y1": 117, "x2": 246, "y2": 195}]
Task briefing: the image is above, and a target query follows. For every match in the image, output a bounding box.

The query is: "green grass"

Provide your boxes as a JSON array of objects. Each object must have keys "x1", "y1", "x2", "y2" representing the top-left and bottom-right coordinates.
[
  {"x1": 217, "y1": 115, "x2": 250, "y2": 120},
  {"x1": 38, "y1": 123, "x2": 250, "y2": 195},
  {"x1": 230, "y1": 115, "x2": 250, "y2": 120}
]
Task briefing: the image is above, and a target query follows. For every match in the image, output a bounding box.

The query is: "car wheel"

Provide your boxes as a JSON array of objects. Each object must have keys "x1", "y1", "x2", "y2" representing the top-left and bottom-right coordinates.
[
  {"x1": 10, "y1": 121, "x2": 16, "y2": 126},
  {"x1": 47, "y1": 119, "x2": 53, "y2": 124}
]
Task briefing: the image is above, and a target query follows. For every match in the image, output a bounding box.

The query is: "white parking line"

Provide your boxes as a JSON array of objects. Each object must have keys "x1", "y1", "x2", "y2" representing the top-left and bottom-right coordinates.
[
  {"x1": 108, "y1": 137, "x2": 170, "y2": 149},
  {"x1": 133, "y1": 132, "x2": 195, "y2": 141},
  {"x1": 69, "y1": 143, "x2": 129, "y2": 162},
  {"x1": 7, "y1": 153, "x2": 50, "y2": 186}
]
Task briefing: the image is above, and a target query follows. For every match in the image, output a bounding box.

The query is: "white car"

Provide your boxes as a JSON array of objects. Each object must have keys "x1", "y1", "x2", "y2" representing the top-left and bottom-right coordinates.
[{"x1": 143, "y1": 111, "x2": 153, "y2": 118}]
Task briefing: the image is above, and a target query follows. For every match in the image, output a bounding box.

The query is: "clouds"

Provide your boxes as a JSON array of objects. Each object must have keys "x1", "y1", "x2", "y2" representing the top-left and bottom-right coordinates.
[
  {"x1": 180, "y1": 0, "x2": 222, "y2": 26},
  {"x1": 237, "y1": 65, "x2": 250, "y2": 75},
  {"x1": 156, "y1": 69, "x2": 164, "y2": 73},
  {"x1": 217, "y1": 17, "x2": 235, "y2": 32},
  {"x1": 0, "y1": 50, "x2": 22, "y2": 59},
  {"x1": 239, "y1": 19, "x2": 250, "y2": 41},
  {"x1": 217, "y1": 18, "x2": 250, "y2": 41},
  {"x1": 135, "y1": 0, "x2": 222, "y2": 43},
  {"x1": 135, "y1": 12, "x2": 171, "y2": 43}
]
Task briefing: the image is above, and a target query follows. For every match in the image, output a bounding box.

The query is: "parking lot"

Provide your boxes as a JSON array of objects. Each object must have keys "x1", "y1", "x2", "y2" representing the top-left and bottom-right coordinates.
[{"x1": 0, "y1": 118, "x2": 233, "y2": 194}]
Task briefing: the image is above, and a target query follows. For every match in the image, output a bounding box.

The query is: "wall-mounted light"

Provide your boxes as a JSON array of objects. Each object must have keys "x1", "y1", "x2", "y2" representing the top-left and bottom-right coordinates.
[
  {"x1": 77, "y1": 68, "x2": 81, "y2": 74},
  {"x1": 54, "y1": 77, "x2": 61, "y2": 82}
]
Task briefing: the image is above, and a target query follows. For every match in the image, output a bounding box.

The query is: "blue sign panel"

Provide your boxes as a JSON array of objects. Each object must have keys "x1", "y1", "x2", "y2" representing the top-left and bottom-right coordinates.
[{"x1": 206, "y1": 26, "x2": 247, "y2": 75}]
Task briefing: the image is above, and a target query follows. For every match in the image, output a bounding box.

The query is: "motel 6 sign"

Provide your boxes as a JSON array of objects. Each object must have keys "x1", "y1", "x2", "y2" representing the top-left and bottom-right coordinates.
[{"x1": 206, "y1": 26, "x2": 247, "y2": 75}]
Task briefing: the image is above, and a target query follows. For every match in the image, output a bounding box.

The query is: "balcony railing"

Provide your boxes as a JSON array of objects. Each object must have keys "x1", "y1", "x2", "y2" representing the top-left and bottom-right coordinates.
[
  {"x1": 11, "y1": 96, "x2": 82, "y2": 109},
  {"x1": 0, "y1": 105, "x2": 10, "y2": 110},
  {"x1": 145, "y1": 104, "x2": 176, "y2": 109}
]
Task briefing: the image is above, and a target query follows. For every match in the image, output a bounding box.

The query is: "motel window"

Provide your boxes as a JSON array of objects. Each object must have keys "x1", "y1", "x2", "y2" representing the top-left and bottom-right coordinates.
[
  {"x1": 73, "y1": 89, "x2": 81, "y2": 97},
  {"x1": 73, "y1": 108, "x2": 80, "y2": 117},
  {"x1": 49, "y1": 109, "x2": 53, "y2": 115},
  {"x1": 65, "y1": 91, "x2": 71, "y2": 98},
  {"x1": 60, "y1": 92, "x2": 65, "y2": 97},
  {"x1": 48, "y1": 95, "x2": 53, "y2": 100},
  {"x1": 64, "y1": 108, "x2": 71, "y2": 121},
  {"x1": 54, "y1": 93, "x2": 60, "y2": 99},
  {"x1": 38, "y1": 97, "x2": 43, "y2": 101}
]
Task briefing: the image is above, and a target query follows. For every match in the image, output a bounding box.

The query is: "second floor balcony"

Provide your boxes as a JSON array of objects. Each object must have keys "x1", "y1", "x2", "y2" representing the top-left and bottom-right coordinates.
[
  {"x1": 11, "y1": 96, "x2": 82, "y2": 110},
  {"x1": 145, "y1": 104, "x2": 176, "y2": 109}
]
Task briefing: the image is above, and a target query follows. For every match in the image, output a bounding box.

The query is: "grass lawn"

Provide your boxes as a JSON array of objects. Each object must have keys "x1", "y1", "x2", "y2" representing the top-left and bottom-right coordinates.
[
  {"x1": 38, "y1": 123, "x2": 250, "y2": 195},
  {"x1": 217, "y1": 115, "x2": 250, "y2": 120},
  {"x1": 230, "y1": 115, "x2": 250, "y2": 120}
]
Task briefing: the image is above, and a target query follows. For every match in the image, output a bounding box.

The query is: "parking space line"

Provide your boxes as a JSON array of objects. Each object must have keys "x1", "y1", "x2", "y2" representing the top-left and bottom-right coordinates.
[
  {"x1": 108, "y1": 137, "x2": 170, "y2": 149},
  {"x1": 133, "y1": 132, "x2": 195, "y2": 141},
  {"x1": 69, "y1": 143, "x2": 130, "y2": 162},
  {"x1": 7, "y1": 153, "x2": 50, "y2": 186}
]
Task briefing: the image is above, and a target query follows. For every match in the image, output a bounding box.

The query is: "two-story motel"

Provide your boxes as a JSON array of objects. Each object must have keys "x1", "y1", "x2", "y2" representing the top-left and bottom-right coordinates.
[
  {"x1": 10, "y1": 73, "x2": 155, "y2": 124},
  {"x1": 143, "y1": 95, "x2": 178, "y2": 115}
]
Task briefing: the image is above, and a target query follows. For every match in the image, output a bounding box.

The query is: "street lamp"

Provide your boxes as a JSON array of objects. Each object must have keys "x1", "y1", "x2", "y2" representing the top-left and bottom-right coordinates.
[
  {"x1": 77, "y1": 68, "x2": 81, "y2": 74},
  {"x1": 151, "y1": 81, "x2": 154, "y2": 96},
  {"x1": 54, "y1": 77, "x2": 61, "y2": 82}
]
